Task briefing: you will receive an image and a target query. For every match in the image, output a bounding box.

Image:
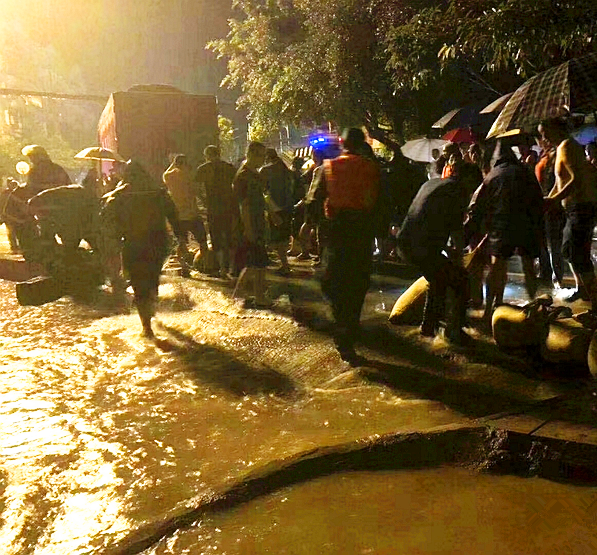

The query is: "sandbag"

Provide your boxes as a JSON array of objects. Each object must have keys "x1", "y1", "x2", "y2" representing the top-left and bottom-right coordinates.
[
  {"x1": 587, "y1": 330, "x2": 597, "y2": 377},
  {"x1": 16, "y1": 275, "x2": 63, "y2": 306},
  {"x1": 541, "y1": 317, "x2": 593, "y2": 366},
  {"x1": 0, "y1": 258, "x2": 45, "y2": 282},
  {"x1": 463, "y1": 235, "x2": 488, "y2": 278},
  {"x1": 492, "y1": 301, "x2": 550, "y2": 350},
  {"x1": 388, "y1": 276, "x2": 428, "y2": 325},
  {"x1": 388, "y1": 236, "x2": 488, "y2": 326}
]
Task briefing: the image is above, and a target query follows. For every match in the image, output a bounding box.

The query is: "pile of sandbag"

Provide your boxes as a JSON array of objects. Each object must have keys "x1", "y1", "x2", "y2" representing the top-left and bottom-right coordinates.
[
  {"x1": 492, "y1": 295, "x2": 597, "y2": 374},
  {"x1": 389, "y1": 237, "x2": 488, "y2": 326}
]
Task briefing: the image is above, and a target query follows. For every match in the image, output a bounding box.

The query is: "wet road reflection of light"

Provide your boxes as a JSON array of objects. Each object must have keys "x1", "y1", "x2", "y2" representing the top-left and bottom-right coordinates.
[
  {"x1": 0, "y1": 226, "x2": 582, "y2": 555},
  {"x1": 0, "y1": 276, "x2": 471, "y2": 554}
]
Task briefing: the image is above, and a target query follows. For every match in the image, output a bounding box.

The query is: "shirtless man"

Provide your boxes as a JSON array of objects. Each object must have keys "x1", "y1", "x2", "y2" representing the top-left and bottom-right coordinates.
[{"x1": 539, "y1": 117, "x2": 597, "y2": 313}]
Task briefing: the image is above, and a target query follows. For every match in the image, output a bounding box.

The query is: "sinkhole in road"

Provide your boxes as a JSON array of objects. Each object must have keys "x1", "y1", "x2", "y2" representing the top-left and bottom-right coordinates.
[{"x1": 108, "y1": 426, "x2": 597, "y2": 555}]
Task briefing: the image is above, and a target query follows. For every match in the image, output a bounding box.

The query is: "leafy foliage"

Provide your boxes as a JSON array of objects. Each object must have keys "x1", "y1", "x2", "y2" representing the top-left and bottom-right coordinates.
[
  {"x1": 210, "y1": 0, "x2": 405, "y2": 145},
  {"x1": 211, "y1": 0, "x2": 597, "y2": 148},
  {"x1": 218, "y1": 114, "x2": 245, "y2": 163}
]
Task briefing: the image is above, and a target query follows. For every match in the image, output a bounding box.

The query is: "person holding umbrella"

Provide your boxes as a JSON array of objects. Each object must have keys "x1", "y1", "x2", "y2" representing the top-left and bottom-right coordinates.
[
  {"x1": 74, "y1": 146, "x2": 127, "y2": 196},
  {"x1": 539, "y1": 117, "x2": 597, "y2": 313}
]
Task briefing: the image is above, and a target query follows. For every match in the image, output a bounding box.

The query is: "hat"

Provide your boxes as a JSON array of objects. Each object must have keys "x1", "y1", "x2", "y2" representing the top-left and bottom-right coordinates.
[{"x1": 21, "y1": 145, "x2": 49, "y2": 159}]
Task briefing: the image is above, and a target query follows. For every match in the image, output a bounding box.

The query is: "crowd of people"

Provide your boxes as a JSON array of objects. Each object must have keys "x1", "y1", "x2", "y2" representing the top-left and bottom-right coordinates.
[
  {"x1": 1, "y1": 130, "x2": 381, "y2": 352},
  {"x1": 4, "y1": 115, "x2": 597, "y2": 358},
  {"x1": 399, "y1": 115, "x2": 597, "y2": 344}
]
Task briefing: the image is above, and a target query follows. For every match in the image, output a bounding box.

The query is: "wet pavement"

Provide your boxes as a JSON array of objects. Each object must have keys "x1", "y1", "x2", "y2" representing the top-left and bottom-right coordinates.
[{"x1": 0, "y1": 227, "x2": 595, "y2": 553}]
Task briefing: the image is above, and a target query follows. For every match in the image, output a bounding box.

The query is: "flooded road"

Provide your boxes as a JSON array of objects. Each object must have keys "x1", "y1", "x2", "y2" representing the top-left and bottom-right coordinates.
[
  {"x1": 0, "y1": 271, "x2": 470, "y2": 554},
  {"x1": 0, "y1": 224, "x2": 586, "y2": 554}
]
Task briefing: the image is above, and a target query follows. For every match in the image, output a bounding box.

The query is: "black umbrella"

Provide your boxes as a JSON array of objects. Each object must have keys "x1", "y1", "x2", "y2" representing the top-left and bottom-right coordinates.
[
  {"x1": 479, "y1": 93, "x2": 513, "y2": 114},
  {"x1": 432, "y1": 103, "x2": 495, "y2": 135},
  {"x1": 487, "y1": 52, "x2": 597, "y2": 138}
]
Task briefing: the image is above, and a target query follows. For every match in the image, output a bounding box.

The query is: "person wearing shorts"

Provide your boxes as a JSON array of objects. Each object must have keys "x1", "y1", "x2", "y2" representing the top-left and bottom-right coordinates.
[
  {"x1": 540, "y1": 117, "x2": 597, "y2": 313},
  {"x1": 466, "y1": 141, "x2": 544, "y2": 322}
]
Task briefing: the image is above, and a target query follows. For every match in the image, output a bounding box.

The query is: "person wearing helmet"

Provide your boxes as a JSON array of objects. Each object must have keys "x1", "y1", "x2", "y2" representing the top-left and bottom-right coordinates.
[{"x1": 21, "y1": 145, "x2": 71, "y2": 199}]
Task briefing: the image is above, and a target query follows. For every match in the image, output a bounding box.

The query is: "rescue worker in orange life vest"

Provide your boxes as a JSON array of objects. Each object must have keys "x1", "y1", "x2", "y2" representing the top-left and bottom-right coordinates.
[{"x1": 310, "y1": 127, "x2": 380, "y2": 363}]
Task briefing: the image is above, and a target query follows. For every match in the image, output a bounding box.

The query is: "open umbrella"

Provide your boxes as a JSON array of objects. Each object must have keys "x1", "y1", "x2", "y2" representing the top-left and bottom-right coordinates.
[
  {"x1": 479, "y1": 92, "x2": 513, "y2": 114},
  {"x1": 74, "y1": 147, "x2": 126, "y2": 162},
  {"x1": 432, "y1": 108, "x2": 463, "y2": 130},
  {"x1": 487, "y1": 52, "x2": 597, "y2": 139},
  {"x1": 400, "y1": 138, "x2": 447, "y2": 163},
  {"x1": 431, "y1": 103, "x2": 494, "y2": 132},
  {"x1": 442, "y1": 128, "x2": 477, "y2": 144}
]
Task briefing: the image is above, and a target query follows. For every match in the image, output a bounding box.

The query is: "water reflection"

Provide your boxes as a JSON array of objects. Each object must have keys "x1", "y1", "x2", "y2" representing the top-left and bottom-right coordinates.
[
  {"x1": 0, "y1": 276, "x2": 469, "y2": 554},
  {"x1": 0, "y1": 229, "x2": 585, "y2": 554}
]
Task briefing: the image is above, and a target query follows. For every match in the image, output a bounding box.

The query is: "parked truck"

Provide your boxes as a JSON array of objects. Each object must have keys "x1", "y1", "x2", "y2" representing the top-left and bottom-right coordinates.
[{"x1": 98, "y1": 84, "x2": 219, "y2": 181}]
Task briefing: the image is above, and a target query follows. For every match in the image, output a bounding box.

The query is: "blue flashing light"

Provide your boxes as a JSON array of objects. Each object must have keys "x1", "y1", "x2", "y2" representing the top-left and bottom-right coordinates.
[{"x1": 309, "y1": 134, "x2": 340, "y2": 147}]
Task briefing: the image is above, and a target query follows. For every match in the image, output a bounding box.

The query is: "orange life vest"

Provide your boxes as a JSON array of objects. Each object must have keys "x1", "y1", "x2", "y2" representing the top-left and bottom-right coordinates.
[{"x1": 323, "y1": 153, "x2": 380, "y2": 218}]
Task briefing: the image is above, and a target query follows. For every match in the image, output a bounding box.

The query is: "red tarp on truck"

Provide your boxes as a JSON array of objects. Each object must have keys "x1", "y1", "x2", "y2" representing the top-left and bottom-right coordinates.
[{"x1": 98, "y1": 86, "x2": 219, "y2": 181}]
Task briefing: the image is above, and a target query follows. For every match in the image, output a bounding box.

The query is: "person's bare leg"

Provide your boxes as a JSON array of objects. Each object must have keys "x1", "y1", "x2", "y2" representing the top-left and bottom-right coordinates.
[
  {"x1": 254, "y1": 267, "x2": 270, "y2": 305},
  {"x1": 563, "y1": 263, "x2": 589, "y2": 301},
  {"x1": 275, "y1": 243, "x2": 290, "y2": 272},
  {"x1": 521, "y1": 255, "x2": 538, "y2": 300},
  {"x1": 233, "y1": 267, "x2": 251, "y2": 298},
  {"x1": 297, "y1": 223, "x2": 312, "y2": 259},
  {"x1": 137, "y1": 297, "x2": 154, "y2": 338},
  {"x1": 571, "y1": 264, "x2": 582, "y2": 291}
]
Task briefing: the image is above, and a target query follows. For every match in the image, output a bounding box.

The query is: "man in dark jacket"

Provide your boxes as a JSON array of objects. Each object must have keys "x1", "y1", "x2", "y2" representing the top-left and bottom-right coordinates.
[
  {"x1": 466, "y1": 141, "x2": 544, "y2": 322},
  {"x1": 310, "y1": 128, "x2": 380, "y2": 362},
  {"x1": 259, "y1": 148, "x2": 295, "y2": 275},
  {"x1": 102, "y1": 161, "x2": 185, "y2": 338},
  {"x1": 21, "y1": 145, "x2": 70, "y2": 199},
  {"x1": 397, "y1": 159, "x2": 474, "y2": 342}
]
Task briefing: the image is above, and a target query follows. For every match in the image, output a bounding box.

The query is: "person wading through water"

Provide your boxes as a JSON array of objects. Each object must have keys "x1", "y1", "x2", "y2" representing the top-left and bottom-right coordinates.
[
  {"x1": 195, "y1": 145, "x2": 239, "y2": 278},
  {"x1": 310, "y1": 128, "x2": 380, "y2": 362},
  {"x1": 102, "y1": 160, "x2": 186, "y2": 338},
  {"x1": 466, "y1": 141, "x2": 544, "y2": 323},
  {"x1": 163, "y1": 154, "x2": 207, "y2": 277},
  {"x1": 397, "y1": 158, "x2": 478, "y2": 343},
  {"x1": 232, "y1": 142, "x2": 272, "y2": 308}
]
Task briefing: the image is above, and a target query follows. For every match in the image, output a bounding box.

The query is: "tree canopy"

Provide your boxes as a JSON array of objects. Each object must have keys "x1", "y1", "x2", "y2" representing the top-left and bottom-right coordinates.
[{"x1": 211, "y1": 0, "x2": 597, "y2": 149}]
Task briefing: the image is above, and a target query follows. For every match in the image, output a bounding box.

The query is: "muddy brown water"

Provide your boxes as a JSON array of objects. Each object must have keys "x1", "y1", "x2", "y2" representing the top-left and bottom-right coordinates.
[
  {"x1": 0, "y1": 275, "x2": 465, "y2": 553},
  {"x1": 0, "y1": 226, "x2": 586, "y2": 554},
  {"x1": 143, "y1": 468, "x2": 597, "y2": 555}
]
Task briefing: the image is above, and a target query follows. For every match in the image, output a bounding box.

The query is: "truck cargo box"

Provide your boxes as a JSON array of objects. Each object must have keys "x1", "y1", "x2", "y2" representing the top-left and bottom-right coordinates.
[{"x1": 98, "y1": 85, "x2": 218, "y2": 181}]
